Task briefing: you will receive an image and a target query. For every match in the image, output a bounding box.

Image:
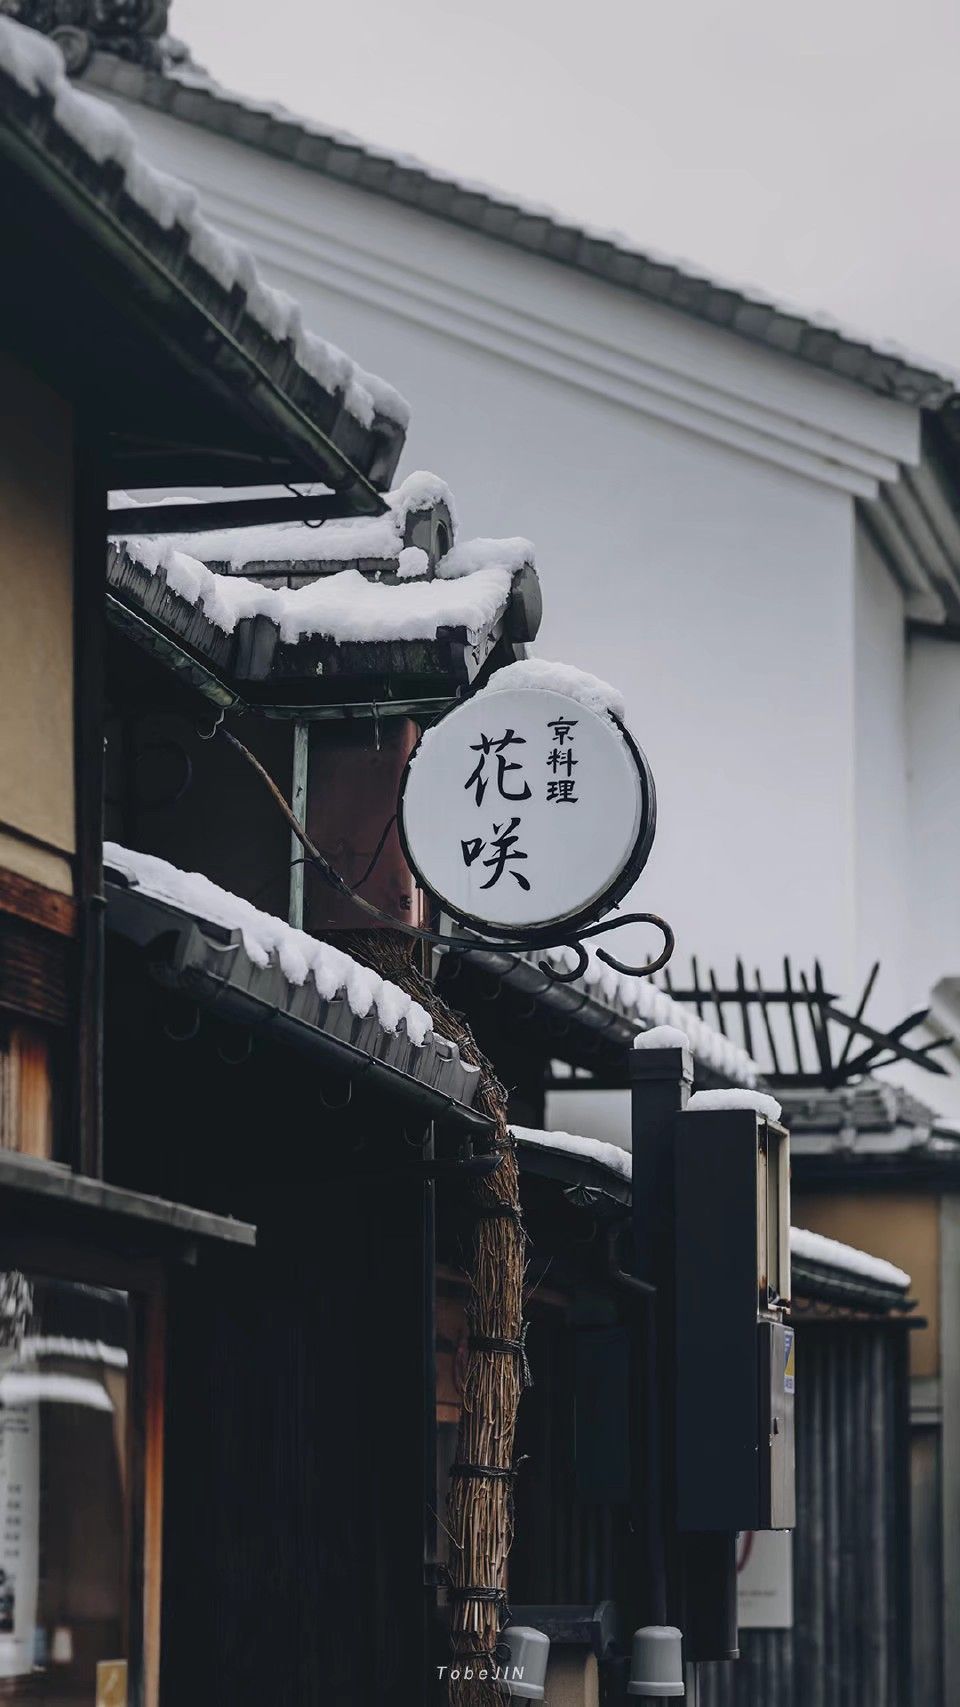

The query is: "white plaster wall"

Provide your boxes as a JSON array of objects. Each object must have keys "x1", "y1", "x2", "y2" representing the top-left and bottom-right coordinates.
[
  {"x1": 909, "y1": 633, "x2": 960, "y2": 1001},
  {"x1": 853, "y1": 526, "x2": 909, "y2": 1024},
  {"x1": 101, "y1": 96, "x2": 933, "y2": 1004}
]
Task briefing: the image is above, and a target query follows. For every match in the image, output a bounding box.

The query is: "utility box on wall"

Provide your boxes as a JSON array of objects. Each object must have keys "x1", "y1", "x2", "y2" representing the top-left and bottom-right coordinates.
[{"x1": 674, "y1": 1107, "x2": 795, "y2": 1533}]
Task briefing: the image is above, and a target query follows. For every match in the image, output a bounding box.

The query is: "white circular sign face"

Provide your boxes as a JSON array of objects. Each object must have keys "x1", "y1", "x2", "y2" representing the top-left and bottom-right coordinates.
[{"x1": 399, "y1": 687, "x2": 649, "y2": 933}]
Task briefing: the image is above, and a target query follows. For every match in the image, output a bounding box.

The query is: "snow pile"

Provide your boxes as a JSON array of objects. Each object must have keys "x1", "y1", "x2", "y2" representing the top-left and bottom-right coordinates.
[
  {"x1": 790, "y1": 1228, "x2": 910, "y2": 1290},
  {"x1": 104, "y1": 842, "x2": 435, "y2": 1045},
  {"x1": 687, "y1": 1088, "x2": 783, "y2": 1121},
  {"x1": 511, "y1": 1125, "x2": 633, "y2": 1182},
  {"x1": 397, "y1": 547, "x2": 430, "y2": 580},
  {"x1": 541, "y1": 946, "x2": 760, "y2": 1087},
  {"x1": 114, "y1": 538, "x2": 517, "y2": 643},
  {"x1": 484, "y1": 658, "x2": 625, "y2": 721},
  {"x1": 437, "y1": 537, "x2": 534, "y2": 581},
  {"x1": 112, "y1": 472, "x2": 457, "y2": 570},
  {"x1": 0, "y1": 16, "x2": 408, "y2": 430},
  {"x1": 633, "y1": 1025, "x2": 691, "y2": 1050}
]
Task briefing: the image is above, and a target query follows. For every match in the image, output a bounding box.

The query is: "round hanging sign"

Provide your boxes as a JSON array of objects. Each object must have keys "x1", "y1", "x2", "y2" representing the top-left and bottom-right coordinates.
[{"x1": 398, "y1": 681, "x2": 656, "y2": 943}]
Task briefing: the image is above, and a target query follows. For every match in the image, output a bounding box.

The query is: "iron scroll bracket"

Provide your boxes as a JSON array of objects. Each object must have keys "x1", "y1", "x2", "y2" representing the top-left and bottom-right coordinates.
[{"x1": 218, "y1": 727, "x2": 675, "y2": 984}]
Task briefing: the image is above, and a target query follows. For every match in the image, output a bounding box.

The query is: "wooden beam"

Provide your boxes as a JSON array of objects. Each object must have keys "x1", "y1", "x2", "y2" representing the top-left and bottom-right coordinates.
[
  {"x1": 0, "y1": 867, "x2": 76, "y2": 936},
  {"x1": 108, "y1": 490, "x2": 382, "y2": 536}
]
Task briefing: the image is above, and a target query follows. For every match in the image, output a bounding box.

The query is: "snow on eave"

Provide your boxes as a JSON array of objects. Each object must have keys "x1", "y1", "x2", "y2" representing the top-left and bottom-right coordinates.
[
  {"x1": 112, "y1": 533, "x2": 521, "y2": 644},
  {"x1": 81, "y1": 52, "x2": 960, "y2": 412},
  {"x1": 108, "y1": 472, "x2": 457, "y2": 570},
  {"x1": 103, "y1": 841, "x2": 437, "y2": 1046},
  {"x1": 0, "y1": 18, "x2": 408, "y2": 436},
  {"x1": 790, "y1": 1227, "x2": 911, "y2": 1292},
  {"x1": 541, "y1": 945, "x2": 761, "y2": 1088},
  {"x1": 511, "y1": 1125, "x2": 633, "y2": 1182},
  {"x1": 513, "y1": 1126, "x2": 913, "y2": 1290}
]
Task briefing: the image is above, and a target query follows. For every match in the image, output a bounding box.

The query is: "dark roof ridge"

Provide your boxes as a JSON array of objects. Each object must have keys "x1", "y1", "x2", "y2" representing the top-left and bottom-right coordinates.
[{"x1": 81, "y1": 50, "x2": 960, "y2": 417}]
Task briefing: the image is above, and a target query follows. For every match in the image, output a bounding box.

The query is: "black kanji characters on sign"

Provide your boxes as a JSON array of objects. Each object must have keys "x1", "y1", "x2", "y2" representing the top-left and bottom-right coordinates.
[
  {"x1": 546, "y1": 716, "x2": 579, "y2": 803},
  {"x1": 458, "y1": 711, "x2": 585, "y2": 901},
  {"x1": 460, "y1": 817, "x2": 531, "y2": 890},
  {"x1": 464, "y1": 729, "x2": 532, "y2": 807}
]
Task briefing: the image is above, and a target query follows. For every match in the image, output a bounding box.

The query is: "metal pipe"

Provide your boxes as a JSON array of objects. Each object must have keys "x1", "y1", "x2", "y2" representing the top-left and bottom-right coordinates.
[{"x1": 289, "y1": 720, "x2": 309, "y2": 929}]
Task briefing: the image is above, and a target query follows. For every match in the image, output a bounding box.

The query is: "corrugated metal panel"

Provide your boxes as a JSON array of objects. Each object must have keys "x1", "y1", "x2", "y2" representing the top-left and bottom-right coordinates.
[{"x1": 700, "y1": 1320, "x2": 910, "y2": 1707}]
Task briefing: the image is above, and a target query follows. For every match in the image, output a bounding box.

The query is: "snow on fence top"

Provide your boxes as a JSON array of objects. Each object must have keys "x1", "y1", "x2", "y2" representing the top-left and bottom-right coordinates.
[
  {"x1": 110, "y1": 472, "x2": 457, "y2": 570},
  {"x1": 103, "y1": 842, "x2": 436, "y2": 1046},
  {"x1": 113, "y1": 534, "x2": 529, "y2": 643},
  {"x1": 0, "y1": 17, "x2": 408, "y2": 434},
  {"x1": 512, "y1": 1126, "x2": 912, "y2": 1290},
  {"x1": 544, "y1": 945, "x2": 760, "y2": 1087},
  {"x1": 687, "y1": 1088, "x2": 783, "y2": 1122}
]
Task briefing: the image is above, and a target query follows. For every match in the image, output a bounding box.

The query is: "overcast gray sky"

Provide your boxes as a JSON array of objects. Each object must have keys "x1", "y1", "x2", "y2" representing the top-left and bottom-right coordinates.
[{"x1": 176, "y1": 0, "x2": 960, "y2": 370}]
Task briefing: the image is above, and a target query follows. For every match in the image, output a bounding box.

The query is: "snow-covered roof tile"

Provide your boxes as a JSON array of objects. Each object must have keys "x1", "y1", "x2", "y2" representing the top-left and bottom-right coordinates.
[
  {"x1": 82, "y1": 49, "x2": 960, "y2": 415},
  {"x1": 0, "y1": 18, "x2": 408, "y2": 491},
  {"x1": 790, "y1": 1227, "x2": 911, "y2": 1291},
  {"x1": 110, "y1": 472, "x2": 457, "y2": 573},
  {"x1": 104, "y1": 842, "x2": 487, "y2": 1125},
  {"x1": 105, "y1": 841, "x2": 437, "y2": 1043},
  {"x1": 113, "y1": 538, "x2": 521, "y2": 643},
  {"x1": 541, "y1": 946, "x2": 761, "y2": 1087},
  {"x1": 106, "y1": 515, "x2": 539, "y2": 702},
  {"x1": 512, "y1": 1124, "x2": 912, "y2": 1295}
]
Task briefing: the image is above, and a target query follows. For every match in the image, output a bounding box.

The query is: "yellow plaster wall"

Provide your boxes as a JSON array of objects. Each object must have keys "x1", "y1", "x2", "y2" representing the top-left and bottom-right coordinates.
[
  {"x1": 792, "y1": 1191, "x2": 939, "y2": 1376},
  {"x1": 0, "y1": 354, "x2": 74, "y2": 894}
]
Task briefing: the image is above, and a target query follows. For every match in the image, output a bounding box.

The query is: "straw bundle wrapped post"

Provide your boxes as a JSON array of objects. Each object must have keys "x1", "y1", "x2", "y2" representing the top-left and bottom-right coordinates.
[{"x1": 343, "y1": 931, "x2": 526, "y2": 1707}]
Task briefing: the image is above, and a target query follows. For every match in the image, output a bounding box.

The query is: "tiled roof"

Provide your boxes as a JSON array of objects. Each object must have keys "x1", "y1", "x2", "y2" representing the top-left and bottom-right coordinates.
[
  {"x1": 782, "y1": 1078, "x2": 938, "y2": 1138},
  {"x1": 510, "y1": 1125, "x2": 912, "y2": 1308},
  {"x1": 105, "y1": 843, "x2": 490, "y2": 1131},
  {"x1": 106, "y1": 532, "x2": 540, "y2": 707},
  {"x1": 83, "y1": 50, "x2": 960, "y2": 418},
  {"x1": 437, "y1": 940, "x2": 761, "y2": 1090},
  {"x1": 0, "y1": 19, "x2": 407, "y2": 492}
]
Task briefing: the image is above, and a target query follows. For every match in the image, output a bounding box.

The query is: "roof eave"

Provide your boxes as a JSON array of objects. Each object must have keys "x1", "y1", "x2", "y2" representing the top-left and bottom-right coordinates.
[
  {"x1": 0, "y1": 65, "x2": 401, "y2": 493},
  {"x1": 81, "y1": 52, "x2": 958, "y2": 418},
  {"x1": 105, "y1": 876, "x2": 493, "y2": 1134}
]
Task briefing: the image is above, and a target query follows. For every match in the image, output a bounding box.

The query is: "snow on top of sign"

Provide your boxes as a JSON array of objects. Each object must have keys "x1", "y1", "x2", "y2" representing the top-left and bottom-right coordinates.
[
  {"x1": 111, "y1": 472, "x2": 457, "y2": 568},
  {"x1": 103, "y1": 842, "x2": 436, "y2": 1045},
  {"x1": 542, "y1": 946, "x2": 760, "y2": 1086},
  {"x1": 790, "y1": 1227, "x2": 911, "y2": 1290},
  {"x1": 511, "y1": 1126, "x2": 912, "y2": 1289},
  {"x1": 687, "y1": 1088, "x2": 783, "y2": 1121},
  {"x1": 116, "y1": 537, "x2": 517, "y2": 643},
  {"x1": 0, "y1": 17, "x2": 408, "y2": 431},
  {"x1": 483, "y1": 658, "x2": 625, "y2": 721},
  {"x1": 633, "y1": 1024, "x2": 691, "y2": 1050},
  {"x1": 511, "y1": 1125, "x2": 633, "y2": 1182}
]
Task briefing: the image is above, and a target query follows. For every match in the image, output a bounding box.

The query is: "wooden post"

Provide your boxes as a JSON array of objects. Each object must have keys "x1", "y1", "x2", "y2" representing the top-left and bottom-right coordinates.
[
  {"x1": 73, "y1": 428, "x2": 106, "y2": 1178},
  {"x1": 628, "y1": 1043, "x2": 692, "y2": 1628}
]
